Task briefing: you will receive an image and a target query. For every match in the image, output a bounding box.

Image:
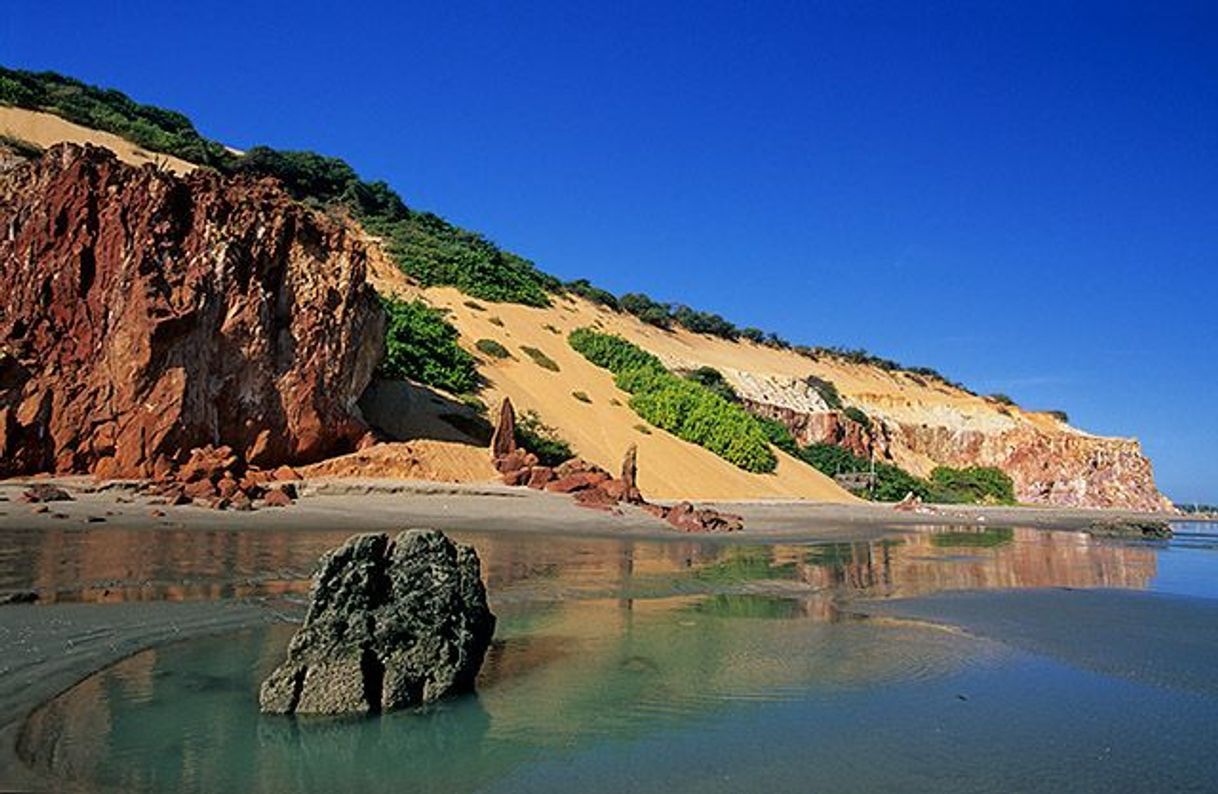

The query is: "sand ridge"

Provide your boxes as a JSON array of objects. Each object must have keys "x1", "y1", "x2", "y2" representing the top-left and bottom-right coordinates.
[{"x1": 0, "y1": 106, "x2": 196, "y2": 174}]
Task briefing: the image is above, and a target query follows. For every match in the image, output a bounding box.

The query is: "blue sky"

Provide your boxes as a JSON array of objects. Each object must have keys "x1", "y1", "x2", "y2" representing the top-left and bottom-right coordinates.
[{"x1": 4, "y1": 1, "x2": 1215, "y2": 502}]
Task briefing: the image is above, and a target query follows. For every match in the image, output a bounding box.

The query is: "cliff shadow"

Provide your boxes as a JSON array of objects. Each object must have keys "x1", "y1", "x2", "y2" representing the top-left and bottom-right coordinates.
[{"x1": 359, "y1": 378, "x2": 492, "y2": 446}]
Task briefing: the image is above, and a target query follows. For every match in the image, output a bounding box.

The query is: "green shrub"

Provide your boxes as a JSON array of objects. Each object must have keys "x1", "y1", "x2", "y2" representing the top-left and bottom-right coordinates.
[
  {"x1": 1046, "y1": 410, "x2": 1069, "y2": 423},
  {"x1": 515, "y1": 410, "x2": 574, "y2": 467},
  {"x1": 685, "y1": 366, "x2": 739, "y2": 403},
  {"x1": 797, "y1": 444, "x2": 932, "y2": 502},
  {"x1": 520, "y1": 346, "x2": 560, "y2": 372},
  {"x1": 805, "y1": 375, "x2": 843, "y2": 410},
  {"x1": 572, "y1": 390, "x2": 592, "y2": 403},
  {"x1": 619, "y1": 293, "x2": 674, "y2": 329},
  {"x1": 671, "y1": 305, "x2": 738, "y2": 340},
  {"x1": 568, "y1": 327, "x2": 666, "y2": 373},
  {"x1": 757, "y1": 417, "x2": 799, "y2": 455},
  {"x1": 843, "y1": 406, "x2": 871, "y2": 427},
  {"x1": 740, "y1": 327, "x2": 767, "y2": 343},
  {"x1": 474, "y1": 338, "x2": 511, "y2": 359},
  {"x1": 988, "y1": 393, "x2": 1016, "y2": 406},
  {"x1": 378, "y1": 297, "x2": 478, "y2": 395},
  {"x1": 565, "y1": 279, "x2": 619, "y2": 310},
  {"x1": 929, "y1": 466, "x2": 1016, "y2": 505},
  {"x1": 569, "y1": 328, "x2": 776, "y2": 473}
]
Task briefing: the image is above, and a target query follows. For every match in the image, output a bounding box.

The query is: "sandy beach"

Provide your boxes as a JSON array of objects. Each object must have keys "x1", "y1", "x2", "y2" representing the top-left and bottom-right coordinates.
[{"x1": 0, "y1": 477, "x2": 1183, "y2": 541}]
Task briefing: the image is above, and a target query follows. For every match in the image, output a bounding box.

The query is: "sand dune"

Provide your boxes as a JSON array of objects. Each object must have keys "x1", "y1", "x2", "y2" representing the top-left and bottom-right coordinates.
[{"x1": 0, "y1": 106, "x2": 195, "y2": 174}]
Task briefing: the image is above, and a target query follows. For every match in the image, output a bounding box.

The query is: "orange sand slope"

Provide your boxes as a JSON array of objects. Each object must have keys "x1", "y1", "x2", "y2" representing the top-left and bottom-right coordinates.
[{"x1": 300, "y1": 440, "x2": 496, "y2": 482}]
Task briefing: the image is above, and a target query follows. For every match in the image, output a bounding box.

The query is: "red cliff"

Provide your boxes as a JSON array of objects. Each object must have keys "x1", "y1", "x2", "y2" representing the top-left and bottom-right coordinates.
[{"x1": 0, "y1": 144, "x2": 384, "y2": 478}]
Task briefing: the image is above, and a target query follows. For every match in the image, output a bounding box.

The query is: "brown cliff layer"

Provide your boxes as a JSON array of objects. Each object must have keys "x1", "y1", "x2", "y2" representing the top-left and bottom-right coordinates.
[{"x1": 0, "y1": 144, "x2": 384, "y2": 478}]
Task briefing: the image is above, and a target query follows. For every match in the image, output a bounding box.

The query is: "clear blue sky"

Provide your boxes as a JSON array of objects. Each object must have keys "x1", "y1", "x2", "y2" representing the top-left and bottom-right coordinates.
[{"x1": 4, "y1": 1, "x2": 1215, "y2": 502}]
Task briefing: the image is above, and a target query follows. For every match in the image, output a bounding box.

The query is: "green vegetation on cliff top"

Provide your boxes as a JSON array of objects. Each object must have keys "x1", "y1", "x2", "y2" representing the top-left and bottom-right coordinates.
[{"x1": 0, "y1": 66, "x2": 977, "y2": 388}]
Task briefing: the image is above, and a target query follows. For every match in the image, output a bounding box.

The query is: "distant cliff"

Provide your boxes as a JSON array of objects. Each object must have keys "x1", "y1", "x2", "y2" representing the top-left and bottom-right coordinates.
[{"x1": 722, "y1": 362, "x2": 1172, "y2": 512}]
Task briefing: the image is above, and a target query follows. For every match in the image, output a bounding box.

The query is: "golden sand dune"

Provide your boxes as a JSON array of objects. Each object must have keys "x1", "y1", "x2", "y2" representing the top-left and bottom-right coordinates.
[{"x1": 372, "y1": 274, "x2": 857, "y2": 501}]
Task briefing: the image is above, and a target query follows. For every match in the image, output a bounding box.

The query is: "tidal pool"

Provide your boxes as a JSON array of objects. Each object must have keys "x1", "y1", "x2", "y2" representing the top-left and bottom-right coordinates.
[{"x1": 8, "y1": 522, "x2": 1218, "y2": 792}]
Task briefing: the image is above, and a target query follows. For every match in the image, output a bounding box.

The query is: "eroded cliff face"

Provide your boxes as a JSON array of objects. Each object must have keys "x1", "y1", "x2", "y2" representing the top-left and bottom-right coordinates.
[
  {"x1": 660, "y1": 355, "x2": 1172, "y2": 512},
  {"x1": 891, "y1": 421, "x2": 1170, "y2": 511},
  {"x1": 0, "y1": 144, "x2": 385, "y2": 478}
]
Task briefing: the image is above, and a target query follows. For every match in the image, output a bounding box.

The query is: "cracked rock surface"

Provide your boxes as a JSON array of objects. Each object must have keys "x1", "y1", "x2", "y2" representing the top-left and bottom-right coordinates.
[{"x1": 259, "y1": 529, "x2": 496, "y2": 715}]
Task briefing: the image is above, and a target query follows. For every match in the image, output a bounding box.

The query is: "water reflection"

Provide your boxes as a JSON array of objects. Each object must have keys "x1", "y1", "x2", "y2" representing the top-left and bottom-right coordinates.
[
  {"x1": 18, "y1": 597, "x2": 987, "y2": 793},
  {"x1": 0, "y1": 524, "x2": 1158, "y2": 608},
  {"x1": 13, "y1": 523, "x2": 1217, "y2": 794}
]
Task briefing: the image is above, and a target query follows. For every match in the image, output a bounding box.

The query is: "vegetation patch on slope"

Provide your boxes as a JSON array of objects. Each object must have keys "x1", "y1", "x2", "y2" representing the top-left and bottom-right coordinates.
[
  {"x1": 515, "y1": 410, "x2": 574, "y2": 467},
  {"x1": 568, "y1": 328, "x2": 777, "y2": 473},
  {"x1": 379, "y1": 297, "x2": 478, "y2": 395},
  {"x1": 929, "y1": 465, "x2": 1016, "y2": 504},
  {"x1": 474, "y1": 339, "x2": 511, "y2": 359},
  {"x1": 796, "y1": 443, "x2": 1015, "y2": 505}
]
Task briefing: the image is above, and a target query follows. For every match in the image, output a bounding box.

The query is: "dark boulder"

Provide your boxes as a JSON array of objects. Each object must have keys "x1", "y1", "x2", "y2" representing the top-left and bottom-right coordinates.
[
  {"x1": 260, "y1": 529, "x2": 496, "y2": 715},
  {"x1": 1084, "y1": 519, "x2": 1173, "y2": 539}
]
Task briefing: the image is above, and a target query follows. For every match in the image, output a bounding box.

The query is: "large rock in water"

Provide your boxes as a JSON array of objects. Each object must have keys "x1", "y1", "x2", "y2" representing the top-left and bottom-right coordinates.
[
  {"x1": 0, "y1": 143, "x2": 385, "y2": 478},
  {"x1": 260, "y1": 530, "x2": 496, "y2": 715}
]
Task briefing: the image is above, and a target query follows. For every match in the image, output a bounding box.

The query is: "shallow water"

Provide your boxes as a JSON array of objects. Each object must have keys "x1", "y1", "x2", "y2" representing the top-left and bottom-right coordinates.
[{"x1": 9, "y1": 521, "x2": 1218, "y2": 792}]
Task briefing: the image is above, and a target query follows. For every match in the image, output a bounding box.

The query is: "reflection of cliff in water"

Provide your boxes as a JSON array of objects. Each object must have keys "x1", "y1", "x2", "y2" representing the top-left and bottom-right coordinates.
[
  {"x1": 0, "y1": 524, "x2": 1156, "y2": 606},
  {"x1": 18, "y1": 592, "x2": 985, "y2": 792}
]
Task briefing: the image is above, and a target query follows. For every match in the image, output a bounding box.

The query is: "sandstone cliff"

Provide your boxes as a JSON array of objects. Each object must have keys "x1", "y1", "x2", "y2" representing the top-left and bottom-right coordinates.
[
  {"x1": 0, "y1": 144, "x2": 384, "y2": 478},
  {"x1": 706, "y1": 361, "x2": 1172, "y2": 512}
]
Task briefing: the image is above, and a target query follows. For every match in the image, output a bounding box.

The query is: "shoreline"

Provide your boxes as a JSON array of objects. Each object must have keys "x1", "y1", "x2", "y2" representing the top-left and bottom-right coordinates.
[{"x1": 0, "y1": 477, "x2": 1196, "y2": 543}]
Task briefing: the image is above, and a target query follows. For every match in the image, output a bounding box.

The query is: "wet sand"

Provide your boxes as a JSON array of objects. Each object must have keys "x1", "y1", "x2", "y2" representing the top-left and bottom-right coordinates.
[
  {"x1": 856, "y1": 588, "x2": 1218, "y2": 695},
  {"x1": 0, "y1": 601, "x2": 290, "y2": 788},
  {"x1": 0, "y1": 478, "x2": 1186, "y2": 541}
]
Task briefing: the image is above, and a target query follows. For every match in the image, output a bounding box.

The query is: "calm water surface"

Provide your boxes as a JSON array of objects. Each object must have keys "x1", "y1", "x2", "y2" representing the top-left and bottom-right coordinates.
[{"x1": 7, "y1": 521, "x2": 1218, "y2": 792}]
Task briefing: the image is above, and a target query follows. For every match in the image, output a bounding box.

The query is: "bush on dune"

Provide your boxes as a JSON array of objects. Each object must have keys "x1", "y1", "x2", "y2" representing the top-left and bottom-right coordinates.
[
  {"x1": 568, "y1": 328, "x2": 776, "y2": 473},
  {"x1": 378, "y1": 297, "x2": 478, "y2": 395},
  {"x1": 929, "y1": 466, "x2": 1015, "y2": 504}
]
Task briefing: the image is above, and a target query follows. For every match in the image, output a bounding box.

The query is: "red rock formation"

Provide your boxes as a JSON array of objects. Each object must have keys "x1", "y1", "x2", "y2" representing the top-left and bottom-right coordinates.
[
  {"x1": 490, "y1": 397, "x2": 517, "y2": 459},
  {"x1": 494, "y1": 443, "x2": 741, "y2": 531},
  {"x1": 0, "y1": 144, "x2": 385, "y2": 478},
  {"x1": 743, "y1": 399, "x2": 888, "y2": 460}
]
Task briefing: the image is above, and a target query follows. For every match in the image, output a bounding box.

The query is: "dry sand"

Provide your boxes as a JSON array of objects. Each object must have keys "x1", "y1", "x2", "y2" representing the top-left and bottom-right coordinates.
[
  {"x1": 0, "y1": 106, "x2": 196, "y2": 174},
  {"x1": 0, "y1": 478, "x2": 1184, "y2": 543}
]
